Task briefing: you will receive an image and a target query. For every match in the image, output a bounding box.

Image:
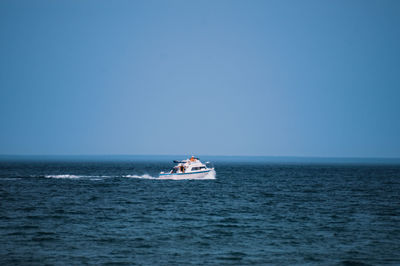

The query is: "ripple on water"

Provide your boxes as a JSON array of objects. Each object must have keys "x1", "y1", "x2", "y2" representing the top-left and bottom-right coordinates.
[{"x1": 0, "y1": 161, "x2": 399, "y2": 265}]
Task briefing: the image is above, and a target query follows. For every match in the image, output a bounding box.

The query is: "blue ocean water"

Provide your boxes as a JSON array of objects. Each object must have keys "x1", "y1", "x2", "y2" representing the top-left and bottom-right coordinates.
[{"x1": 1, "y1": 157, "x2": 400, "y2": 265}]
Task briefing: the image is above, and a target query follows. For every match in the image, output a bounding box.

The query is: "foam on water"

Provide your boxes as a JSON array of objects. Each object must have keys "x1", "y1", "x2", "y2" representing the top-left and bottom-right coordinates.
[
  {"x1": 33, "y1": 172, "x2": 217, "y2": 181},
  {"x1": 45, "y1": 175, "x2": 111, "y2": 179},
  {"x1": 45, "y1": 174, "x2": 80, "y2": 179},
  {"x1": 124, "y1": 174, "x2": 157, "y2": 179},
  {"x1": 204, "y1": 169, "x2": 217, "y2": 179}
]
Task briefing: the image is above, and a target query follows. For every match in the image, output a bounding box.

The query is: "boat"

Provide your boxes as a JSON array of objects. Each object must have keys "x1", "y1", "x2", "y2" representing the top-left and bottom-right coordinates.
[{"x1": 159, "y1": 156, "x2": 215, "y2": 179}]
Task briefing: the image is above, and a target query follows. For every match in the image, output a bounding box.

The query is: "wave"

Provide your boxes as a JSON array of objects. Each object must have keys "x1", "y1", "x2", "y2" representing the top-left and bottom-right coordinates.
[
  {"x1": 45, "y1": 175, "x2": 80, "y2": 179},
  {"x1": 44, "y1": 175, "x2": 111, "y2": 179},
  {"x1": 124, "y1": 174, "x2": 157, "y2": 179},
  {"x1": 41, "y1": 171, "x2": 216, "y2": 180},
  {"x1": 0, "y1": 177, "x2": 22, "y2": 180}
]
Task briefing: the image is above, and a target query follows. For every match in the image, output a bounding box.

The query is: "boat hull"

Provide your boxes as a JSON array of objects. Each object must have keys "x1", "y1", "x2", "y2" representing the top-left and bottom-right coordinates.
[{"x1": 158, "y1": 169, "x2": 215, "y2": 180}]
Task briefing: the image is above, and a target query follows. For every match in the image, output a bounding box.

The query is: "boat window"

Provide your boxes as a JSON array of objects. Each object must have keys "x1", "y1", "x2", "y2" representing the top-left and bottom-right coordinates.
[{"x1": 191, "y1": 166, "x2": 206, "y2": 171}]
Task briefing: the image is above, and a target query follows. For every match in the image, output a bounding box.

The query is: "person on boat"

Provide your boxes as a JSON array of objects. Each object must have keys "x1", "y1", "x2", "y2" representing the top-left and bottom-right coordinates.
[
  {"x1": 180, "y1": 165, "x2": 185, "y2": 173},
  {"x1": 190, "y1": 156, "x2": 195, "y2": 162}
]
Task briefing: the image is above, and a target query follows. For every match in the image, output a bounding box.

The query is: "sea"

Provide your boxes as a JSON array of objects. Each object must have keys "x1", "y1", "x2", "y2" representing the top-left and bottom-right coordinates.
[{"x1": 1, "y1": 155, "x2": 399, "y2": 265}]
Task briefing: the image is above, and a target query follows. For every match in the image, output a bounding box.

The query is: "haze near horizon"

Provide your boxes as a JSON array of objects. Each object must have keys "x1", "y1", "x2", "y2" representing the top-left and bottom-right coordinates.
[{"x1": 1, "y1": 0, "x2": 399, "y2": 158}]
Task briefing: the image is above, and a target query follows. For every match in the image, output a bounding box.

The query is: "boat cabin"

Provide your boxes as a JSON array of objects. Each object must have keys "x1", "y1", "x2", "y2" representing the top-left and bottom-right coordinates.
[{"x1": 168, "y1": 157, "x2": 208, "y2": 174}]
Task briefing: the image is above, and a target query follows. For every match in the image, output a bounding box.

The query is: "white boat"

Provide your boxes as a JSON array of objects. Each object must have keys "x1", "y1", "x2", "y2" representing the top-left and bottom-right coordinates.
[{"x1": 159, "y1": 156, "x2": 215, "y2": 179}]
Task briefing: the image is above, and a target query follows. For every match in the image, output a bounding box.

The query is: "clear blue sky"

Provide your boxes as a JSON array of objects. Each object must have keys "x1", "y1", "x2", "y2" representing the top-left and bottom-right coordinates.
[{"x1": 1, "y1": 0, "x2": 399, "y2": 157}]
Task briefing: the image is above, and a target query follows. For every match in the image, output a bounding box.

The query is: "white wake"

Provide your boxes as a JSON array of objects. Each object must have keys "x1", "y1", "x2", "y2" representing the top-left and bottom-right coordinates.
[
  {"x1": 45, "y1": 174, "x2": 80, "y2": 179},
  {"x1": 44, "y1": 171, "x2": 216, "y2": 180},
  {"x1": 124, "y1": 174, "x2": 157, "y2": 179},
  {"x1": 45, "y1": 175, "x2": 111, "y2": 179}
]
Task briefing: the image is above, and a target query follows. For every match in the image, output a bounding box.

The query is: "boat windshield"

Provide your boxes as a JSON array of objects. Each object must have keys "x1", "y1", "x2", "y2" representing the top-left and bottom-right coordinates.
[{"x1": 171, "y1": 168, "x2": 177, "y2": 173}]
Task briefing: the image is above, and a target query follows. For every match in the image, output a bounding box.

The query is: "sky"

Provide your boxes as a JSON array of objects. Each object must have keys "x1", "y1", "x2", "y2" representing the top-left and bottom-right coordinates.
[{"x1": 0, "y1": 0, "x2": 399, "y2": 157}]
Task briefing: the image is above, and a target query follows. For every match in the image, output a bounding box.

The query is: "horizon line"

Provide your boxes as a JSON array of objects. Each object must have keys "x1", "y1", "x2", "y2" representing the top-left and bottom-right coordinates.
[{"x1": 0, "y1": 154, "x2": 400, "y2": 160}]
